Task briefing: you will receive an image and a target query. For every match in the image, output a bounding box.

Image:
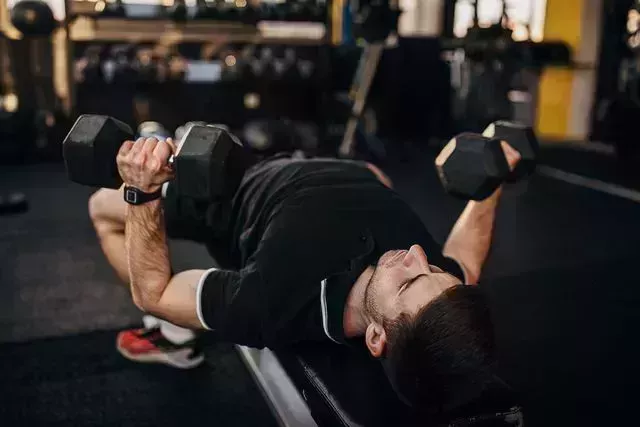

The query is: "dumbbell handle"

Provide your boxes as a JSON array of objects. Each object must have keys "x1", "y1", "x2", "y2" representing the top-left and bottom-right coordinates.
[{"x1": 136, "y1": 121, "x2": 178, "y2": 168}]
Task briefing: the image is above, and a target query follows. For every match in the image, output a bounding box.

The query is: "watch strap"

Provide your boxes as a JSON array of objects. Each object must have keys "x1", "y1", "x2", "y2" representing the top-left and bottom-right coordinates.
[{"x1": 123, "y1": 185, "x2": 163, "y2": 205}]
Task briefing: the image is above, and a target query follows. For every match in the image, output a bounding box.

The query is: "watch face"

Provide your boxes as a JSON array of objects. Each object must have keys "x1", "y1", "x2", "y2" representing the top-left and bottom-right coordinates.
[{"x1": 125, "y1": 188, "x2": 138, "y2": 204}]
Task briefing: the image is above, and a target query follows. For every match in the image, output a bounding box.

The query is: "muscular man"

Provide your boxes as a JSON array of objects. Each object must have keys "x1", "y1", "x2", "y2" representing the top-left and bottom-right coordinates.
[{"x1": 89, "y1": 132, "x2": 520, "y2": 416}]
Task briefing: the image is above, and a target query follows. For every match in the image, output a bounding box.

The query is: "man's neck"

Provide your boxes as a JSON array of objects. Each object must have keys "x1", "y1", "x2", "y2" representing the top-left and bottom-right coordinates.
[{"x1": 343, "y1": 266, "x2": 375, "y2": 337}]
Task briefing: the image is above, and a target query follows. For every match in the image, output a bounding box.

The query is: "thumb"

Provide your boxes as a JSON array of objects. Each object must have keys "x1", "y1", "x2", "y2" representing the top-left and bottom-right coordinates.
[{"x1": 500, "y1": 141, "x2": 521, "y2": 171}]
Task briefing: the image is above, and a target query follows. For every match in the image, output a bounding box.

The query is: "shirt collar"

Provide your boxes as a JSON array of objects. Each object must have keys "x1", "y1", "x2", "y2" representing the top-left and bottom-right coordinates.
[{"x1": 321, "y1": 231, "x2": 377, "y2": 344}]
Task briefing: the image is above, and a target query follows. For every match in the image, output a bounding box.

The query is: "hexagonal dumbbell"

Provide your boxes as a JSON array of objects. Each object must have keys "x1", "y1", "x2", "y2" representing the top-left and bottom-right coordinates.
[
  {"x1": 436, "y1": 122, "x2": 539, "y2": 200},
  {"x1": 62, "y1": 115, "x2": 251, "y2": 201},
  {"x1": 482, "y1": 121, "x2": 539, "y2": 181}
]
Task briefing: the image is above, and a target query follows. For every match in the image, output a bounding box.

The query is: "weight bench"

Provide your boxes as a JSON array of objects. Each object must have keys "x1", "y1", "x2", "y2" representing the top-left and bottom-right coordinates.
[
  {"x1": 194, "y1": 248, "x2": 412, "y2": 426},
  {"x1": 235, "y1": 327, "x2": 414, "y2": 427}
]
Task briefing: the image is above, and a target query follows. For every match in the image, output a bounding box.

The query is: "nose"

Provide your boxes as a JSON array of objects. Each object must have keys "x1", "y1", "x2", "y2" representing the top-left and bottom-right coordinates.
[{"x1": 402, "y1": 244, "x2": 430, "y2": 272}]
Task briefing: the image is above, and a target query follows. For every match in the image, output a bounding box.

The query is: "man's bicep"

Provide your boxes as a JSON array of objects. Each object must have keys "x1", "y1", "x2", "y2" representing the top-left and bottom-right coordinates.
[
  {"x1": 151, "y1": 268, "x2": 249, "y2": 333},
  {"x1": 149, "y1": 269, "x2": 209, "y2": 330},
  {"x1": 150, "y1": 265, "x2": 265, "y2": 347}
]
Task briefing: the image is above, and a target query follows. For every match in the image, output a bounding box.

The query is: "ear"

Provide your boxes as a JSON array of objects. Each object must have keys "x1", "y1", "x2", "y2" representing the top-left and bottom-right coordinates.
[{"x1": 365, "y1": 322, "x2": 387, "y2": 358}]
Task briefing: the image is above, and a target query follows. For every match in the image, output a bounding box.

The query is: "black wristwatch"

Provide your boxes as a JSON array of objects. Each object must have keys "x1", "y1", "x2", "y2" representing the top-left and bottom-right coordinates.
[{"x1": 123, "y1": 185, "x2": 163, "y2": 205}]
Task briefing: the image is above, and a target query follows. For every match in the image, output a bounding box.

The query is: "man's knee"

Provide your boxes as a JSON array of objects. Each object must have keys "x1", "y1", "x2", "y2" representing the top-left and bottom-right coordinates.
[{"x1": 89, "y1": 188, "x2": 125, "y2": 233}]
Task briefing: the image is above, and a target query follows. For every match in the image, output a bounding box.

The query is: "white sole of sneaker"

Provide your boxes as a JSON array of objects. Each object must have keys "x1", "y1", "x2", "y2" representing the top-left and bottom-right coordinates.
[{"x1": 117, "y1": 346, "x2": 205, "y2": 370}]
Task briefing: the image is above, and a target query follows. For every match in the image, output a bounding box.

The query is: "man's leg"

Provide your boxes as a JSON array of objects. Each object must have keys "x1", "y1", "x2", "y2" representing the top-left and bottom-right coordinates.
[
  {"x1": 88, "y1": 187, "x2": 203, "y2": 368},
  {"x1": 88, "y1": 187, "x2": 129, "y2": 283}
]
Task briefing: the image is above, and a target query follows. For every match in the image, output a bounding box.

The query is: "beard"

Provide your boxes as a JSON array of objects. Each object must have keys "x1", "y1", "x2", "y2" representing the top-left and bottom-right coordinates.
[
  {"x1": 364, "y1": 273, "x2": 384, "y2": 323},
  {"x1": 364, "y1": 249, "x2": 407, "y2": 323}
]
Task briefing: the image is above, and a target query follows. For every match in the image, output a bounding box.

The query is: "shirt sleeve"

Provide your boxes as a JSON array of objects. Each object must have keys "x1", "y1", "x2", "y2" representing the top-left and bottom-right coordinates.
[{"x1": 197, "y1": 264, "x2": 266, "y2": 348}]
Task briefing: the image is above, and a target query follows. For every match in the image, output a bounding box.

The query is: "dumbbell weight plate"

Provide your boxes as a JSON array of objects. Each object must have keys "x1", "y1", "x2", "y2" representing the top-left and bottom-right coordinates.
[
  {"x1": 134, "y1": 48, "x2": 159, "y2": 85},
  {"x1": 238, "y1": 4, "x2": 258, "y2": 24},
  {"x1": 101, "y1": 0, "x2": 126, "y2": 18},
  {"x1": 167, "y1": 0, "x2": 187, "y2": 22},
  {"x1": 82, "y1": 46, "x2": 104, "y2": 83},
  {"x1": 174, "y1": 121, "x2": 229, "y2": 143},
  {"x1": 111, "y1": 45, "x2": 137, "y2": 85},
  {"x1": 10, "y1": 0, "x2": 57, "y2": 37},
  {"x1": 63, "y1": 115, "x2": 134, "y2": 189},
  {"x1": 173, "y1": 125, "x2": 251, "y2": 201},
  {"x1": 175, "y1": 121, "x2": 207, "y2": 143},
  {"x1": 483, "y1": 121, "x2": 538, "y2": 181},
  {"x1": 436, "y1": 133, "x2": 510, "y2": 201}
]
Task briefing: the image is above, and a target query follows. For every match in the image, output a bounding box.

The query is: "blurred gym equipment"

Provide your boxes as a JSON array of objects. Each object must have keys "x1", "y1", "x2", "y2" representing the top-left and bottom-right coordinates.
[
  {"x1": 0, "y1": 191, "x2": 29, "y2": 215},
  {"x1": 10, "y1": 0, "x2": 56, "y2": 36},
  {"x1": 166, "y1": 0, "x2": 187, "y2": 23},
  {"x1": 442, "y1": 0, "x2": 571, "y2": 133},
  {"x1": 100, "y1": 0, "x2": 126, "y2": 18},
  {"x1": 9, "y1": 0, "x2": 62, "y2": 158},
  {"x1": 1, "y1": 2, "x2": 638, "y2": 427},
  {"x1": 335, "y1": 0, "x2": 401, "y2": 158},
  {"x1": 592, "y1": 0, "x2": 640, "y2": 170}
]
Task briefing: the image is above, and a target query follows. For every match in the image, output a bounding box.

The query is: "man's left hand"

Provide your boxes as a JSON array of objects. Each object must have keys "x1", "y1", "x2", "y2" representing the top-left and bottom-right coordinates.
[{"x1": 117, "y1": 137, "x2": 176, "y2": 193}]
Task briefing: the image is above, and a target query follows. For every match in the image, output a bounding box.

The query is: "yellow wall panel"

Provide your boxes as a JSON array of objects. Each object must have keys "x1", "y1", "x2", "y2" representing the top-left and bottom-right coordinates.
[
  {"x1": 536, "y1": 68, "x2": 575, "y2": 138},
  {"x1": 536, "y1": 0, "x2": 584, "y2": 139}
]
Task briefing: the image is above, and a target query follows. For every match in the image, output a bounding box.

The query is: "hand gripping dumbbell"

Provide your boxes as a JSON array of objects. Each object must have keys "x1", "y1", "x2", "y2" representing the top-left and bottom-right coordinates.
[
  {"x1": 435, "y1": 121, "x2": 539, "y2": 200},
  {"x1": 62, "y1": 115, "x2": 251, "y2": 201}
]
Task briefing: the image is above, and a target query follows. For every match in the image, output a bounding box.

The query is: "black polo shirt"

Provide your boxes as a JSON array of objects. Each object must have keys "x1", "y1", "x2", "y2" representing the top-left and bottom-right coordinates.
[{"x1": 197, "y1": 155, "x2": 464, "y2": 349}]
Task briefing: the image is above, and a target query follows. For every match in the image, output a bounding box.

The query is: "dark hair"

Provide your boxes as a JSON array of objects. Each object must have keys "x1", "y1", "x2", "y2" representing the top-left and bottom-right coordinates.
[{"x1": 383, "y1": 285, "x2": 514, "y2": 418}]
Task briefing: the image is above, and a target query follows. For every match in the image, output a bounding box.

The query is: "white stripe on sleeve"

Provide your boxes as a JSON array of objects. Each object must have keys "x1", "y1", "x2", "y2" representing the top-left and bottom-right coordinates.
[{"x1": 196, "y1": 268, "x2": 219, "y2": 330}]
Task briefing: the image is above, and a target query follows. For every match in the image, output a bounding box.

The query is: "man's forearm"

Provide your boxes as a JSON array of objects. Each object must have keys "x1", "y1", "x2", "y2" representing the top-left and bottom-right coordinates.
[
  {"x1": 125, "y1": 199, "x2": 172, "y2": 307},
  {"x1": 443, "y1": 188, "x2": 502, "y2": 283}
]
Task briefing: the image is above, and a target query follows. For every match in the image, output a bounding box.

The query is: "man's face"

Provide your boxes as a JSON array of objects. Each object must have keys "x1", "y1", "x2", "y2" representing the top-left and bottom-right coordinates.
[{"x1": 364, "y1": 245, "x2": 462, "y2": 324}]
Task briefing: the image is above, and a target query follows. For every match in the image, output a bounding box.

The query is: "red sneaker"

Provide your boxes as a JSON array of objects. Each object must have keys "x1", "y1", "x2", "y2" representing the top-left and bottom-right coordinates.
[{"x1": 116, "y1": 327, "x2": 204, "y2": 369}]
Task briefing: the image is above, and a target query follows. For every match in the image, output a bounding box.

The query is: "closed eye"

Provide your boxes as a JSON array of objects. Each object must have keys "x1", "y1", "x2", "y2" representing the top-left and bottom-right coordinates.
[{"x1": 399, "y1": 274, "x2": 427, "y2": 294}]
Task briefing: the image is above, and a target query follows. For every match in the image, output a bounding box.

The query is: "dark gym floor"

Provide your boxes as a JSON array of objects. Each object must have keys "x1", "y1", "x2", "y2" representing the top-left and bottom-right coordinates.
[
  {"x1": 1, "y1": 141, "x2": 639, "y2": 426},
  {"x1": 0, "y1": 164, "x2": 277, "y2": 427}
]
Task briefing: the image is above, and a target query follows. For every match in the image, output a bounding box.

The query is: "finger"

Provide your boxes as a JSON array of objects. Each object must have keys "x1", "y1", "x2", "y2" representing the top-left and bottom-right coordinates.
[
  {"x1": 435, "y1": 138, "x2": 456, "y2": 168},
  {"x1": 500, "y1": 141, "x2": 522, "y2": 171},
  {"x1": 152, "y1": 140, "x2": 174, "y2": 164},
  {"x1": 154, "y1": 138, "x2": 175, "y2": 158},
  {"x1": 118, "y1": 140, "x2": 135, "y2": 157},
  {"x1": 128, "y1": 137, "x2": 146, "y2": 156},
  {"x1": 160, "y1": 164, "x2": 175, "y2": 176},
  {"x1": 142, "y1": 137, "x2": 159, "y2": 155},
  {"x1": 151, "y1": 169, "x2": 175, "y2": 186},
  {"x1": 164, "y1": 138, "x2": 177, "y2": 155},
  {"x1": 500, "y1": 141, "x2": 518, "y2": 156}
]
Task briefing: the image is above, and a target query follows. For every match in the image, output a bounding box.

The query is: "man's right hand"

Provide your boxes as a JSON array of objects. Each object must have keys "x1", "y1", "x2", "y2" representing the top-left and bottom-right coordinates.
[{"x1": 500, "y1": 141, "x2": 522, "y2": 173}]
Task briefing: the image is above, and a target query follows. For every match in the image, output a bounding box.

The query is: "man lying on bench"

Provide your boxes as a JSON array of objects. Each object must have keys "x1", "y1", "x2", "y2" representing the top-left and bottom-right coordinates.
[{"x1": 88, "y1": 128, "x2": 520, "y2": 421}]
